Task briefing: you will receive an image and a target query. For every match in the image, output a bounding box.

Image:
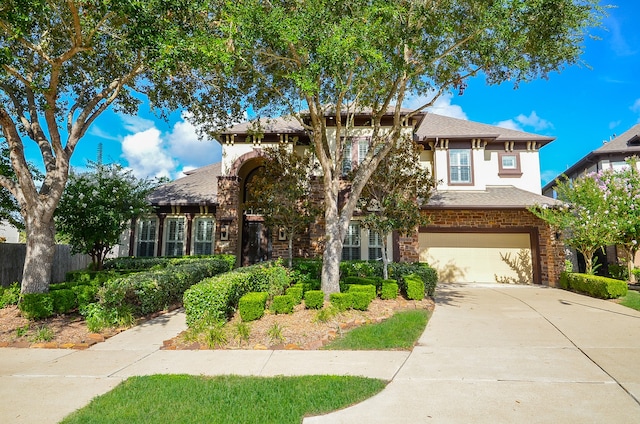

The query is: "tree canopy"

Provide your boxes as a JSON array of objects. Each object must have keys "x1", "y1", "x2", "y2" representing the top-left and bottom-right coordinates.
[
  {"x1": 219, "y1": 0, "x2": 606, "y2": 294},
  {"x1": 0, "y1": 0, "x2": 236, "y2": 292}
]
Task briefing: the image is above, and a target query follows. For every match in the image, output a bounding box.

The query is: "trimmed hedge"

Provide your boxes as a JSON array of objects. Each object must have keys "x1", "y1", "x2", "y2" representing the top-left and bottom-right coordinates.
[
  {"x1": 98, "y1": 256, "x2": 234, "y2": 316},
  {"x1": 559, "y1": 272, "x2": 628, "y2": 299},
  {"x1": 348, "y1": 284, "x2": 376, "y2": 302},
  {"x1": 238, "y1": 292, "x2": 269, "y2": 322},
  {"x1": 184, "y1": 262, "x2": 290, "y2": 328},
  {"x1": 405, "y1": 273, "x2": 425, "y2": 300},
  {"x1": 103, "y1": 254, "x2": 236, "y2": 272},
  {"x1": 380, "y1": 281, "x2": 398, "y2": 300},
  {"x1": 304, "y1": 290, "x2": 324, "y2": 309},
  {"x1": 350, "y1": 291, "x2": 373, "y2": 311},
  {"x1": 18, "y1": 293, "x2": 54, "y2": 320},
  {"x1": 285, "y1": 286, "x2": 304, "y2": 305},
  {"x1": 392, "y1": 263, "x2": 437, "y2": 297},
  {"x1": 343, "y1": 276, "x2": 380, "y2": 290},
  {"x1": 51, "y1": 289, "x2": 77, "y2": 314},
  {"x1": 330, "y1": 292, "x2": 354, "y2": 311},
  {"x1": 271, "y1": 294, "x2": 295, "y2": 314}
]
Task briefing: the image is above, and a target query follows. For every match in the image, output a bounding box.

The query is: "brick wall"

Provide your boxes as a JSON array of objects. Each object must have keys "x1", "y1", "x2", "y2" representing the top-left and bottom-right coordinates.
[{"x1": 216, "y1": 177, "x2": 240, "y2": 256}]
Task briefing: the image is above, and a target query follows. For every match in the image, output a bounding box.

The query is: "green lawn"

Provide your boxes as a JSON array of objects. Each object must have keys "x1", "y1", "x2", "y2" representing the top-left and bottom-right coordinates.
[
  {"x1": 619, "y1": 290, "x2": 640, "y2": 311},
  {"x1": 60, "y1": 374, "x2": 386, "y2": 424},
  {"x1": 323, "y1": 309, "x2": 430, "y2": 350}
]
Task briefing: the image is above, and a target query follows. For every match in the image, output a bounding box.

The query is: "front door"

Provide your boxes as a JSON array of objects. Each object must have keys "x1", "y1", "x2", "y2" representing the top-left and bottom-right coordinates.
[{"x1": 241, "y1": 218, "x2": 271, "y2": 266}]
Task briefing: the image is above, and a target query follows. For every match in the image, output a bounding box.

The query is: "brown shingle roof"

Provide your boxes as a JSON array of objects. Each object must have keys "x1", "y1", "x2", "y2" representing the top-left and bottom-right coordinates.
[
  {"x1": 593, "y1": 123, "x2": 640, "y2": 153},
  {"x1": 417, "y1": 113, "x2": 554, "y2": 144},
  {"x1": 426, "y1": 186, "x2": 562, "y2": 209},
  {"x1": 147, "y1": 163, "x2": 221, "y2": 206}
]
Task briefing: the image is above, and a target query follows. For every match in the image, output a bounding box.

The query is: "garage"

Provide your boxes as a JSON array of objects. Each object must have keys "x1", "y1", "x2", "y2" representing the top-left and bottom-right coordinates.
[{"x1": 419, "y1": 231, "x2": 534, "y2": 284}]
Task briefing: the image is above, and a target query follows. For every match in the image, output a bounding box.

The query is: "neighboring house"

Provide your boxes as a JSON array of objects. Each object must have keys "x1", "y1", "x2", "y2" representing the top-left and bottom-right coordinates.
[
  {"x1": 124, "y1": 110, "x2": 564, "y2": 285},
  {"x1": 542, "y1": 123, "x2": 640, "y2": 273}
]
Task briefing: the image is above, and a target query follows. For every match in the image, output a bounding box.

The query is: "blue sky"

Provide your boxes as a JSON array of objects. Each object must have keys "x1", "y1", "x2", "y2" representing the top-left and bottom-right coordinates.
[{"x1": 51, "y1": 1, "x2": 640, "y2": 187}]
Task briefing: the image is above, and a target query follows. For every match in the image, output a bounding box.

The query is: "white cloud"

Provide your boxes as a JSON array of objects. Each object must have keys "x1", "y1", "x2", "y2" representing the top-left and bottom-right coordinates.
[
  {"x1": 121, "y1": 128, "x2": 176, "y2": 179},
  {"x1": 404, "y1": 92, "x2": 468, "y2": 120},
  {"x1": 88, "y1": 125, "x2": 121, "y2": 142},
  {"x1": 631, "y1": 99, "x2": 640, "y2": 113},
  {"x1": 120, "y1": 115, "x2": 155, "y2": 133},
  {"x1": 495, "y1": 119, "x2": 523, "y2": 131},
  {"x1": 167, "y1": 112, "x2": 222, "y2": 170},
  {"x1": 495, "y1": 111, "x2": 552, "y2": 132},
  {"x1": 540, "y1": 170, "x2": 561, "y2": 186}
]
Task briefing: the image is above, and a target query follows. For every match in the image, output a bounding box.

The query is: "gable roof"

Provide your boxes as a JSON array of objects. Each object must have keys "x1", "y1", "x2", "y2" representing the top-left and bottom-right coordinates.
[
  {"x1": 416, "y1": 113, "x2": 554, "y2": 144},
  {"x1": 542, "y1": 123, "x2": 640, "y2": 192},
  {"x1": 147, "y1": 163, "x2": 221, "y2": 206},
  {"x1": 426, "y1": 186, "x2": 562, "y2": 209}
]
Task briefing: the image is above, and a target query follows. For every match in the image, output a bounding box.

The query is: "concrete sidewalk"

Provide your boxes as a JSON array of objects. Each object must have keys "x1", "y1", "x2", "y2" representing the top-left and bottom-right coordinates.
[
  {"x1": 1, "y1": 285, "x2": 640, "y2": 423},
  {"x1": 0, "y1": 309, "x2": 410, "y2": 423},
  {"x1": 305, "y1": 284, "x2": 640, "y2": 423}
]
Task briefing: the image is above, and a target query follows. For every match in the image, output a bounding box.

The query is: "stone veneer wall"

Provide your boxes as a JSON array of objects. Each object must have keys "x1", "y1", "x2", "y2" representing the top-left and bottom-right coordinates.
[
  {"x1": 397, "y1": 208, "x2": 565, "y2": 286},
  {"x1": 216, "y1": 177, "x2": 240, "y2": 256}
]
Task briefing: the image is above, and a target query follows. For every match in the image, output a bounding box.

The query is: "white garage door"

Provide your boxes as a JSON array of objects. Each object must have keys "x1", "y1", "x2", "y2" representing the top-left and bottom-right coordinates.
[{"x1": 419, "y1": 232, "x2": 533, "y2": 284}]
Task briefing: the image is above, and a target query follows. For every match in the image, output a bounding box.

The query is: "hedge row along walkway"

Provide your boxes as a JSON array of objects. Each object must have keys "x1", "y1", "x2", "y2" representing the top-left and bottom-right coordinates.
[{"x1": 1, "y1": 284, "x2": 640, "y2": 423}]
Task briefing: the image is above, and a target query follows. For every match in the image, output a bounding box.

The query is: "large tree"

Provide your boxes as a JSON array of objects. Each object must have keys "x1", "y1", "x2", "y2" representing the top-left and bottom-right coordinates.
[
  {"x1": 220, "y1": 0, "x2": 605, "y2": 294},
  {"x1": 0, "y1": 1, "x2": 236, "y2": 293},
  {"x1": 359, "y1": 136, "x2": 435, "y2": 280}
]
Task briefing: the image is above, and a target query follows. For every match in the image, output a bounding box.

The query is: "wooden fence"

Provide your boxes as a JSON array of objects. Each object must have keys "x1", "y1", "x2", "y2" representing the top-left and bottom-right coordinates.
[{"x1": 0, "y1": 243, "x2": 91, "y2": 287}]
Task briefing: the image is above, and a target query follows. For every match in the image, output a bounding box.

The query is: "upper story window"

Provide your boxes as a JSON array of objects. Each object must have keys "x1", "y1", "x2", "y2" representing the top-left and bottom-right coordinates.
[
  {"x1": 498, "y1": 152, "x2": 522, "y2": 177},
  {"x1": 449, "y1": 149, "x2": 472, "y2": 184},
  {"x1": 136, "y1": 217, "x2": 157, "y2": 257},
  {"x1": 342, "y1": 137, "x2": 371, "y2": 174}
]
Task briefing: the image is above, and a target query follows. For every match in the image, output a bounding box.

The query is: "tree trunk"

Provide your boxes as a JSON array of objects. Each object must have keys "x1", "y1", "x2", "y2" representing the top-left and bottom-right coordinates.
[
  {"x1": 21, "y1": 215, "x2": 56, "y2": 294},
  {"x1": 321, "y1": 225, "x2": 343, "y2": 297},
  {"x1": 287, "y1": 233, "x2": 294, "y2": 269},
  {"x1": 381, "y1": 234, "x2": 390, "y2": 280}
]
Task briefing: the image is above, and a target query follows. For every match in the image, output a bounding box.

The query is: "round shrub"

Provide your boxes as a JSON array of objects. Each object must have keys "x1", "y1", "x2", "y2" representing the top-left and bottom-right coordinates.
[
  {"x1": 304, "y1": 290, "x2": 324, "y2": 309},
  {"x1": 329, "y1": 292, "x2": 354, "y2": 312},
  {"x1": 350, "y1": 291, "x2": 372, "y2": 311},
  {"x1": 404, "y1": 273, "x2": 425, "y2": 300},
  {"x1": 271, "y1": 294, "x2": 295, "y2": 314},
  {"x1": 51, "y1": 289, "x2": 77, "y2": 314},
  {"x1": 18, "y1": 293, "x2": 54, "y2": 320},
  {"x1": 380, "y1": 282, "x2": 399, "y2": 300},
  {"x1": 285, "y1": 286, "x2": 304, "y2": 305},
  {"x1": 239, "y1": 292, "x2": 269, "y2": 322}
]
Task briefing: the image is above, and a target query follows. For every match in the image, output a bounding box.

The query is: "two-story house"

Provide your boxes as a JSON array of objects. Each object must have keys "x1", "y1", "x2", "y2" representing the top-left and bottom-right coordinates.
[
  {"x1": 121, "y1": 109, "x2": 564, "y2": 285},
  {"x1": 542, "y1": 123, "x2": 640, "y2": 273}
]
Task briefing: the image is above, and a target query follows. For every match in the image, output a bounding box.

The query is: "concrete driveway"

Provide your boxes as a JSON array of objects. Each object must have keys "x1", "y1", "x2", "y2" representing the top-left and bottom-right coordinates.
[{"x1": 306, "y1": 284, "x2": 640, "y2": 423}]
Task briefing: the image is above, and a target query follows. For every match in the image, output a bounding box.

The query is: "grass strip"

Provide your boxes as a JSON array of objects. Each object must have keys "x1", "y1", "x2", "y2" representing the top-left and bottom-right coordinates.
[
  {"x1": 60, "y1": 374, "x2": 386, "y2": 424},
  {"x1": 323, "y1": 309, "x2": 430, "y2": 350},
  {"x1": 619, "y1": 290, "x2": 640, "y2": 311}
]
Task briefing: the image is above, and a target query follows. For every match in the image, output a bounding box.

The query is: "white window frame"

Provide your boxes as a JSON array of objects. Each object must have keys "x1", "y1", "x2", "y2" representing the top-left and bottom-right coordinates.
[
  {"x1": 136, "y1": 217, "x2": 157, "y2": 257},
  {"x1": 449, "y1": 149, "x2": 472, "y2": 184},
  {"x1": 192, "y1": 216, "x2": 215, "y2": 256},
  {"x1": 164, "y1": 216, "x2": 185, "y2": 257},
  {"x1": 342, "y1": 221, "x2": 361, "y2": 261},
  {"x1": 342, "y1": 137, "x2": 371, "y2": 174},
  {"x1": 368, "y1": 230, "x2": 384, "y2": 261}
]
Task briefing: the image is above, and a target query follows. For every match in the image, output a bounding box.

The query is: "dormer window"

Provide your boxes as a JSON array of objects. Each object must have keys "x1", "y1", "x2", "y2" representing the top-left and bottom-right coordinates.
[{"x1": 627, "y1": 135, "x2": 640, "y2": 146}]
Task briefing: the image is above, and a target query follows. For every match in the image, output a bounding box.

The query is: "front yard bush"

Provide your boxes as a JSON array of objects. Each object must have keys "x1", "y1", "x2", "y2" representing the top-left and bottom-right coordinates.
[
  {"x1": 0, "y1": 283, "x2": 20, "y2": 308},
  {"x1": 184, "y1": 261, "x2": 290, "y2": 328},
  {"x1": 560, "y1": 272, "x2": 628, "y2": 299},
  {"x1": 271, "y1": 294, "x2": 295, "y2": 314},
  {"x1": 350, "y1": 291, "x2": 373, "y2": 311},
  {"x1": 51, "y1": 289, "x2": 77, "y2": 314},
  {"x1": 18, "y1": 293, "x2": 54, "y2": 320},
  {"x1": 238, "y1": 292, "x2": 269, "y2": 322},
  {"x1": 404, "y1": 273, "x2": 425, "y2": 300},
  {"x1": 304, "y1": 290, "x2": 324, "y2": 309},
  {"x1": 330, "y1": 292, "x2": 354, "y2": 311},
  {"x1": 380, "y1": 282, "x2": 398, "y2": 300},
  {"x1": 348, "y1": 284, "x2": 376, "y2": 302},
  {"x1": 391, "y1": 263, "x2": 437, "y2": 296},
  {"x1": 285, "y1": 285, "x2": 304, "y2": 304}
]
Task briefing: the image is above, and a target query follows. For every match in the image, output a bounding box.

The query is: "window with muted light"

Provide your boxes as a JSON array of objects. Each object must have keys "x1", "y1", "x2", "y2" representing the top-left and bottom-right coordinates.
[{"x1": 449, "y1": 149, "x2": 471, "y2": 183}]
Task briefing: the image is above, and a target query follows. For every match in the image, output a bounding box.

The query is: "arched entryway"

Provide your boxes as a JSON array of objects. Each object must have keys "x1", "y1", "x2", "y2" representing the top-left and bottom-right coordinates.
[{"x1": 237, "y1": 157, "x2": 272, "y2": 266}]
